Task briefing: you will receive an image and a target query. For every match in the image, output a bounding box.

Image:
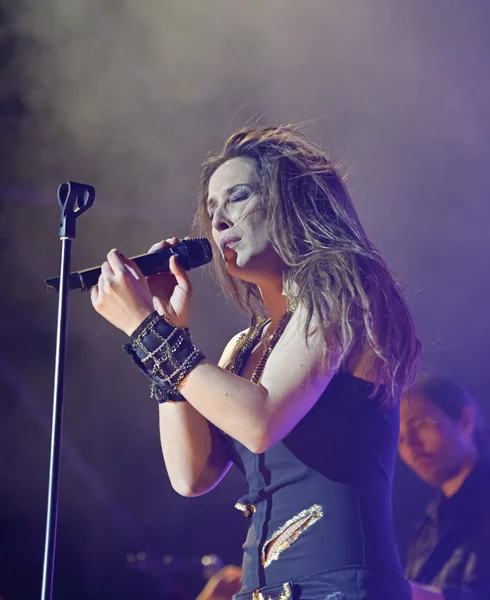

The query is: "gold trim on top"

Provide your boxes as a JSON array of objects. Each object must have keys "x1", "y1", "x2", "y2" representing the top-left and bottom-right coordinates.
[
  {"x1": 261, "y1": 504, "x2": 324, "y2": 568},
  {"x1": 252, "y1": 582, "x2": 292, "y2": 600},
  {"x1": 234, "y1": 502, "x2": 256, "y2": 518}
]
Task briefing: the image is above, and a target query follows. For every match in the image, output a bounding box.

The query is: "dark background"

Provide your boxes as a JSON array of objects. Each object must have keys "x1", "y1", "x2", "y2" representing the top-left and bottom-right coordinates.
[{"x1": 1, "y1": 1, "x2": 489, "y2": 598}]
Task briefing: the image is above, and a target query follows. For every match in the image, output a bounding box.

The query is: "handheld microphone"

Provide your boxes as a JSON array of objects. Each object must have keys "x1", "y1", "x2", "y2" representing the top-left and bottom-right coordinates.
[{"x1": 44, "y1": 237, "x2": 213, "y2": 293}]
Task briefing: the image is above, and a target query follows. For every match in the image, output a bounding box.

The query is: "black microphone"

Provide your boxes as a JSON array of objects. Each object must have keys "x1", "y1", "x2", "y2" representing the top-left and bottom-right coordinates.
[{"x1": 44, "y1": 237, "x2": 213, "y2": 293}]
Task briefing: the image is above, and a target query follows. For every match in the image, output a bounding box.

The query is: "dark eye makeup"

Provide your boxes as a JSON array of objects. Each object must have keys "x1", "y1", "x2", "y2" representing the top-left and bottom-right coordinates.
[
  {"x1": 230, "y1": 191, "x2": 249, "y2": 203},
  {"x1": 207, "y1": 185, "x2": 254, "y2": 218}
]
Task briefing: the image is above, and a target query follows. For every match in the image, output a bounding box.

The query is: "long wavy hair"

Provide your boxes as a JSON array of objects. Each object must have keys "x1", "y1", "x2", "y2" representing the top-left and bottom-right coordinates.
[{"x1": 194, "y1": 125, "x2": 421, "y2": 403}]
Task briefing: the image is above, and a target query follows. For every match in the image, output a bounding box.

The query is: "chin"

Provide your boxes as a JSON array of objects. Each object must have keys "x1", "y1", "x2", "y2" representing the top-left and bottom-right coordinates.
[
  {"x1": 224, "y1": 251, "x2": 256, "y2": 278},
  {"x1": 223, "y1": 248, "x2": 283, "y2": 285},
  {"x1": 223, "y1": 252, "x2": 241, "y2": 273},
  {"x1": 414, "y1": 467, "x2": 445, "y2": 488}
]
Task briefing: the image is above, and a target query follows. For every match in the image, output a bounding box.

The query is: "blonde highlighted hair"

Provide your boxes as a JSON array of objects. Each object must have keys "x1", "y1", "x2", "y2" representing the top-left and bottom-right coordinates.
[{"x1": 195, "y1": 125, "x2": 421, "y2": 403}]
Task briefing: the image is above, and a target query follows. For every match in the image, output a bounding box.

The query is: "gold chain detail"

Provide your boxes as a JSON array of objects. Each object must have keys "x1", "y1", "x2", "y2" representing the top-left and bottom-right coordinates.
[
  {"x1": 225, "y1": 307, "x2": 295, "y2": 384},
  {"x1": 251, "y1": 309, "x2": 294, "y2": 384}
]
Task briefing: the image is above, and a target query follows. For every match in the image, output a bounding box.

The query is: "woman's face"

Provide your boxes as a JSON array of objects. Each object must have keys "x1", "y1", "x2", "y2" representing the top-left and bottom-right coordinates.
[{"x1": 206, "y1": 157, "x2": 283, "y2": 283}]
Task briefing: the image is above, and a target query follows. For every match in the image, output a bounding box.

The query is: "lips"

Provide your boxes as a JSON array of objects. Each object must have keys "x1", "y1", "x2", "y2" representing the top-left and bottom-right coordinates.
[
  {"x1": 219, "y1": 236, "x2": 241, "y2": 251},
  {"x1": 413, "y1": 453, "x2": 433, "y2": 465}
]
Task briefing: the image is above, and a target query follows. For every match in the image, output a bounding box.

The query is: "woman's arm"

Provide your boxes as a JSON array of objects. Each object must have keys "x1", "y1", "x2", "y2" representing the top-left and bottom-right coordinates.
[
  {"x1": 91, "y1": 246, "x2": 338, "y2": 455},
  {"x1": 157, "y1": 333, "x2": 242, "y2": 497},
  {"x1": 179, "y1": 306, "x2": 338, "y2": 453},
  {"x1": 90, "y1": 243, "x2": 239, "y2": 497}
]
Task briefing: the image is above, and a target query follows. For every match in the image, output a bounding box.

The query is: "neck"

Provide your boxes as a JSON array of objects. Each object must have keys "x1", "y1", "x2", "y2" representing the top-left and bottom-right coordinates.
[
  {"x1": 258, "y1": 277, "x2": 289, "y2": 330},
  {"x1": 441, "y1": 451, "x2": 477, "y2": 498}
]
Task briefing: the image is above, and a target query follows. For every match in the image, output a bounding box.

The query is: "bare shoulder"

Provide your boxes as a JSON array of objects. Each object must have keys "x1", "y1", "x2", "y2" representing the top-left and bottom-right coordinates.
[
  {"x1": 284, "y1": 305, "x2": 380, "y2": 385},
  {"x1": 278, "y1": 304, "x2": 338, "y2": 361},
  {"x1": 218, "y1": 328, "x2": 249, "y2": 368},
  {"x1": 263, "y1": 305, "x2": 340, "y2": 389},
  {"x1": 246, "y1": 305, "x2": 340, "y2": 449}
]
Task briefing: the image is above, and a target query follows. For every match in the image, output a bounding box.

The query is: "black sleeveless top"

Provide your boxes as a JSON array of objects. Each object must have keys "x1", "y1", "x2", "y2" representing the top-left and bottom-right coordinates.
[{"x1": 222, "y1": 372, "x2": 405, "y2": 592}]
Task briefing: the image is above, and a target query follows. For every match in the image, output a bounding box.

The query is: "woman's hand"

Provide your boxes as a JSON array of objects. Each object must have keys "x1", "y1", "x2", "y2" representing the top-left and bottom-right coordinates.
[
  {"x1": 90, "y1": 248, "x2": 155, "y2": 336},
  {"x1": 91, "y1": 238, "x2": 192, "y2": 336},
  {"x1": 146, "y1": 237, "x2": 192, "y2": 328}
]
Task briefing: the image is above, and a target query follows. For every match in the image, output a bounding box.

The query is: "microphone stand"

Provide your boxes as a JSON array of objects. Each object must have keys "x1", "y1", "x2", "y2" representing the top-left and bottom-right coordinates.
[{"x1": 41, "y1": 182, "x2": 95, "y2": 600}]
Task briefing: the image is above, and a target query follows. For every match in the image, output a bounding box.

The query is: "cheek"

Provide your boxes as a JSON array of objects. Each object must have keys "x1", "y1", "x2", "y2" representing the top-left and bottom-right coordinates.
[
  {"x1": 420, "y1": 427, "x2": 447, "y2": 453},
  {"x1": 247, "y1": 216, "x2": 269, "y2": 245},
  {"x1": 398, "y1": 442, "x2": 412, "y2": 465}
]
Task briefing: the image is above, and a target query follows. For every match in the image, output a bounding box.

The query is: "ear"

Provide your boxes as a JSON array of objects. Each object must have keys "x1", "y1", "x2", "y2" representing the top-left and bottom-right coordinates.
[{"x1": 460, "y1": 405, "x2": 476, "y2": 437}]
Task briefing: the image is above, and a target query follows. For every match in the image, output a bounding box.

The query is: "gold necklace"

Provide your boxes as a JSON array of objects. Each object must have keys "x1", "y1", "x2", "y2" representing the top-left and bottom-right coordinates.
[
  {"x1": 227, "y1": 307, "x2": 295, "y2": 384},
  {"x1": 226, "y1": 317, "x2": 269, "y2": 377},
  {"x1": 251, "y1": 308, "x2": 294, "y2": 383}
]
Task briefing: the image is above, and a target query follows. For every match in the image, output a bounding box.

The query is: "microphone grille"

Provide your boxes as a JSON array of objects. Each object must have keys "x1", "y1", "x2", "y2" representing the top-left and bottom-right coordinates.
[{"x1": 178, "y1": 237, "x2": 213, "y2": 270}]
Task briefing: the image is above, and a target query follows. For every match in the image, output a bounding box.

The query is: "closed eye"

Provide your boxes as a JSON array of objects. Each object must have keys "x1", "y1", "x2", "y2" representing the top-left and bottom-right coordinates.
[
  {"x1": 230, "y1": 188, "x2": 251, "y2": 203},
  {"x1": 207, "y1": 184, "x2": 255, "y2": 219}
]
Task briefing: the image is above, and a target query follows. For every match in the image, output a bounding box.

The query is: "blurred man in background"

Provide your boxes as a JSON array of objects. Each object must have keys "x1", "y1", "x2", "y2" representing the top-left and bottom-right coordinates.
[{"x1": 399, "y1": 375, "x2": 490, "y2": 600}]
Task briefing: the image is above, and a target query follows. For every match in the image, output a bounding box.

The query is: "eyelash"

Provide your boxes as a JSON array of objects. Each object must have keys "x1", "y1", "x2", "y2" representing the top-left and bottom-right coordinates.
[
  {"x1": 208, "y1": 190, "x2": 250, "y2": 219},
  {"x1": 231, "y1": 190, "x2": 249, "y2": 203}
]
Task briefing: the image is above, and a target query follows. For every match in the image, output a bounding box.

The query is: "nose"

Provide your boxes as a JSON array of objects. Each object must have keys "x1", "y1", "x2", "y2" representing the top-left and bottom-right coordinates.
[
  {"x1": 404, "y1": 428, "x2": 424, "y2": 453},
  {"x1": 212, "y1": 204, "x2": 233, "y2": 232}
]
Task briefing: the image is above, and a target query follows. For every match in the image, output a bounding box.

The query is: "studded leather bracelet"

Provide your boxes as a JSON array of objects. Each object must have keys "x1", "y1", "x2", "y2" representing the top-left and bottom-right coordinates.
[{"x1": 123, "y1": 311, "x2": 205, "y2": 403}]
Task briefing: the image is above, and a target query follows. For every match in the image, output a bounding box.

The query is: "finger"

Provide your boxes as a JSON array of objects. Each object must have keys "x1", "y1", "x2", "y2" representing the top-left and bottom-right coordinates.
[
  {"x1": 96, "y1": 271, "x2": 106, "y2": 295},
  {"x1": 148, "y1": 238, "x2": 179, "y2": 254},
  {"x1": 101, "y1": 260, "x2": 114, "y2": 281},
  {"x1": 90, "y1": 284, "x2": 99, "y2": 306},
  {"x1": 123, "y1": 256, "x2": 146, "y2": 280},
  {"x1": 169, "y1": 255, "x2": 191, "y2": 289},
  {"x1": 148, "y1": 240, "x2": 169, "y2": 254},
  {"x1": 106, "y1": 248, "x2": 126, "y2": 275}
]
